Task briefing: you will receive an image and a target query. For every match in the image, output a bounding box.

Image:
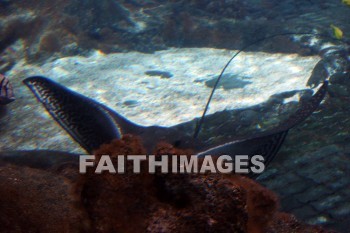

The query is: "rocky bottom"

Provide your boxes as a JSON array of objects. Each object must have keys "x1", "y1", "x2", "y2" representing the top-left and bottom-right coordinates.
[{"x1": 0, "y1": 135, "x2": 335, "y2": 233}]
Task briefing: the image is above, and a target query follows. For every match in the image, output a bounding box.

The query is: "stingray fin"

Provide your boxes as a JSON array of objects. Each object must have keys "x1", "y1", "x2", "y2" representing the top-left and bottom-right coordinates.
[
  {"x1": 274, "y1": 81, "x2": 328, "y2": 132},
  {"x1": 196, "y1": 130, "x2": 288, "y2": 176},
  {"x1": 196, "y1": 81, "x2": 328, "y2": 176},
  {"x1": 24, "y1": 76, "x2": 122, "y2": 153}
]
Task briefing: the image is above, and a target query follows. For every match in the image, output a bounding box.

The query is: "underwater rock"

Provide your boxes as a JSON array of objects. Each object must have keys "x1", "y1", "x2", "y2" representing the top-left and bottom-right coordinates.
[
  {"x1": 187, "y1": 0, "x2": 249, "y2": 19},
  {"x1": 267, "y1": 213, "x2": 335, "y2": 233},
  {"x1": 1, "y1": 0, "x2": 349, "y2": 60},
  {"x1": 320, "y1": 47, "x2": 350, "y2": 80},
  {"x1": 1, "y1": 135, "x2": 332, "y2": 232},
  {"x1": 259, "y1": 129, "x2": 350, "y2": 232},
  {"x1": 38, "y1": 31, "x2": 63, "y2": 53},
  {"x1": 79, "y1": 135, "x2": 331, "y2": 233},
  {"x1": 0, "y1": 162, "x2": 90, "y2": 232},
  {"x1": 0, "y1": 0, "x2": 11, "y2": 8},
  {"x1": 0, "y1": 40, "x2": 25, "y2": 74},
  {"x1": 329, "y1": 72, "x2": 350, "y2": 85},
  {"x1": 328, "y1": 84, "x2": 349, "y2": 98},
  {"x1": 0, "y1": 12, "x2": 38, "y2": 52}
]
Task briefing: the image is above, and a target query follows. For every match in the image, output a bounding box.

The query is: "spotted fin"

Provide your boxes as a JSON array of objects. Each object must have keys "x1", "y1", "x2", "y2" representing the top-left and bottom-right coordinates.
[
  {"x1": 23, "y1": 76, "x2": 122, "y2": 153},
  {"x1": 0, "y1": 74, "x2": 15, "y2": 105},
  {"x1": 197, "y1": 81, "x2": 328, "y2": 176}
]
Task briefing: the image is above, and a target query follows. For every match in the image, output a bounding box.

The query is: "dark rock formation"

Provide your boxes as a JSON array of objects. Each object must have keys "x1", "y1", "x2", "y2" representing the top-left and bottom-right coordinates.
[
  {"x1": 0, "y1": 135, "x2": 334, "y2": 232},
  {"x1": 1, "y1": 0, "x2": 349, "y2": 68}
]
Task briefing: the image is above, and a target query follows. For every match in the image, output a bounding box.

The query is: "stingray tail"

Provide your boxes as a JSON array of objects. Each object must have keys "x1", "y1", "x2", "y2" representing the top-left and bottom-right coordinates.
[{"x1": 276, "y1": 81, "x2": 328, "y2": 131}]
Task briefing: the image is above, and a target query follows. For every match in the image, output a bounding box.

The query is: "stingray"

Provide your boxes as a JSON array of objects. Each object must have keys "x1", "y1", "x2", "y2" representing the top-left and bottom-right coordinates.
[
  {"x1": 0, "y1": 32, "x2": 336, "y2": 176},
  {"x1": 0, "y1": 75, "x2": 328, "y2": 176}
]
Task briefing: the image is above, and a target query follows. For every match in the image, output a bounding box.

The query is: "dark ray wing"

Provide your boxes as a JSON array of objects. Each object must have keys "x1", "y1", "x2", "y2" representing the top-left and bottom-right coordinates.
[
  {"x1": 0, "y1": 74, "x2": 15, "y2": 105},
  {"x1": 23, "y1": 76, "x2": 122, "y2": 153},
  {"x1": 272, "y1": 81, "x2": 328, "y2": 132},
  {"x1": 196, "y1": 81, "x2": 328, "y2": 175},
  {"x1": 196, "y1": 131, "x2": 288, "y2": 159},
  {"x1": 196, "y1": 130, "x2": 288, "y2": 177},
  {"x1": 259, "y1": 131, "x2": 288, "y2": 167}
]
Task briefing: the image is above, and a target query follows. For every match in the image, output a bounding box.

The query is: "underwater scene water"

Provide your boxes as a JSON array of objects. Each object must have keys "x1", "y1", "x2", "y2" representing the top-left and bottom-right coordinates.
[{"x1": 0, "y1": 0, "x2": 350, "y2": 232}]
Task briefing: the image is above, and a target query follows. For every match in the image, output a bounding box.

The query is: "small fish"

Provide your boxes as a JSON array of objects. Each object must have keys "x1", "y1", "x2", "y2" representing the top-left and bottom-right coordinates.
[
  {"x1": 0, "y1": 74, "x2": 15, "y2": 105},
  {"x1": 330, "y1": 24, "x2": 343, "y2": 39},
  {"x1": 342, "y1": 0, "x2": 350, "y2": 7}
]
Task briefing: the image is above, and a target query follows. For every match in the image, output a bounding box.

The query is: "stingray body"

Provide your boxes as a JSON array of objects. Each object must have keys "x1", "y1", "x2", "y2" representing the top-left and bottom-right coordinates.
[
  {"x1": 0, "y1": 32, "x2": 336, "y2": 175},
  {"x1": 2, "y1": 76, "x2": 326, "y2": 176},
  {"x1": 0, "y1": 33, "x2": 344, "y2": 233}
]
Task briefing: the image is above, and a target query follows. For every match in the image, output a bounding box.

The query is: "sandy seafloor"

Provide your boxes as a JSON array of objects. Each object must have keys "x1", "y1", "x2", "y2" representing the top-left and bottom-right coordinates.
[{"x1": 0, "y1": 48, "x2": 320, "y2": 153}]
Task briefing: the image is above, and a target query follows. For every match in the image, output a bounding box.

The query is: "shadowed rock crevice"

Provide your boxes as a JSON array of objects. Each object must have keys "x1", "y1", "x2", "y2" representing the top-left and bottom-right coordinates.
[{"x1": 1, "y1": 0, "x2": 349, "y2": 65}]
